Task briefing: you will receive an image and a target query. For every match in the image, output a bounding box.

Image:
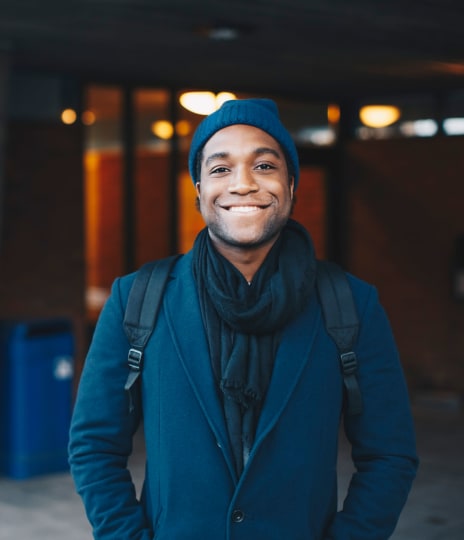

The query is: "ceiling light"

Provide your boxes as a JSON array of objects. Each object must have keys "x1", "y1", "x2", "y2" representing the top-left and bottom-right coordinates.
[
  {"x1": 359, "y1": 105, "x2": 401, "y2": 128},
  {"x1": 208, "y1": 27, "x2": 240, "y2": 40},
  {"x1": 195, "y1": 23, "x2": 251, "y2": 41},
  {"x1": 400, "y1": 119, "x2": 438, "y2": 137},
  {"x1": 215, "y1": 92, "x2": 236, "y2": 108},
  {"x1": 179, "y1": 91, "x2": 237, "y2": 115},
  {"x1": 443, "y1": 117, "x2": 464, "y2": 135},
  {"x1": 61, "y1": 108, "x2": 77, "y2": 125},
  {"x1": 412, "y1": 119, "x2": 438, "y2": 137}
]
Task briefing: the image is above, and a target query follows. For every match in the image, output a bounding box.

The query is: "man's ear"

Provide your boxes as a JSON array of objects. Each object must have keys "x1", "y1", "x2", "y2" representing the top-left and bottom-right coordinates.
[
  {"x1": 289, "y1": 176, "x2": 295, "y2": 199},
  {"x1": 195, "y1": 182, "x2": 201, "y2": 197}
]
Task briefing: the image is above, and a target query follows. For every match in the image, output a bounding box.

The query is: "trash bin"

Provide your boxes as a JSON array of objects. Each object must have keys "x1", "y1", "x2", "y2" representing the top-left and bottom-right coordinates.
[{"x1": 0, "y1": 319, "x2": 74, "y2": 479}]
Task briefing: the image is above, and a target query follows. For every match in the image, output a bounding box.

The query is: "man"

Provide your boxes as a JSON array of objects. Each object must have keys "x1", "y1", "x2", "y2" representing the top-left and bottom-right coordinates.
[{"x1": 69, "y1": 98, "x2": 418, "y2": 539}]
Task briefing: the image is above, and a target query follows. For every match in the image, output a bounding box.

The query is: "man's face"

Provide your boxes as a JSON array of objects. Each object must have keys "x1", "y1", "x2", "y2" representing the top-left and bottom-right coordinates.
[{"x1": 196, "y1": 124, "x2": 294, "y2": 253}]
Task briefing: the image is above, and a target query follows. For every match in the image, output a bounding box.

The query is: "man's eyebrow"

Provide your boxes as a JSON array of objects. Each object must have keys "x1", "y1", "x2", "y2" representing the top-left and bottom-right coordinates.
[
  {"x1": 204, "y1": 147, "x2": 282, "y2": 167},
  {"x1": 254, "y1": 147, "x2": 282, "y2": 159},
  {"x1": 204, "y1": 152, "x2": 229, "y2": 167}
]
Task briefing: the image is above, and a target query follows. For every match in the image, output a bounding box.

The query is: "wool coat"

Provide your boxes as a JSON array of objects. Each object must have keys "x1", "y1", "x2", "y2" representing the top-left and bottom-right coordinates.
[{"x1": 69, "y1": 251, "x2": 418, "y2": 540}]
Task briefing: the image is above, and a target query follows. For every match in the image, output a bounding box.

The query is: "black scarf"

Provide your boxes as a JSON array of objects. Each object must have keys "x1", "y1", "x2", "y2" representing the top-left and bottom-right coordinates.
[{"x1": 192, "y1": 219, "x2": 317, "y2": 475}]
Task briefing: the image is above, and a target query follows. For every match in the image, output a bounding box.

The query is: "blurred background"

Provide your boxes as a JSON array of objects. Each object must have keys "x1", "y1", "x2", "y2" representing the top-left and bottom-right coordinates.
[{"x1": 0, "y1": 1, "x2": 463, "y2": 538}]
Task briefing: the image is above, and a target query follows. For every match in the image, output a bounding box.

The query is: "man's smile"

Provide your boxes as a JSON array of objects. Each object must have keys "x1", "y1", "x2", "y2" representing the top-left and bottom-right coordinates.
[
  {"x1": 226, "y1": 205, "x2": 266, "y2": 213},
  {"x1": 220, "y1": 200, "x2": 272, "y2": 213}
]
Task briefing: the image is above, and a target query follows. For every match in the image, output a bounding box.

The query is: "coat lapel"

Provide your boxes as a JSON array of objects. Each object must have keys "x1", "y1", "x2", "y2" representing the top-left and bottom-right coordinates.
[
  {"x1": 254, "y1": 293, "x2": 321, "y2": 442},
  {"x1": 163, "y1": 254, "x2": 237, "y2": 479}
]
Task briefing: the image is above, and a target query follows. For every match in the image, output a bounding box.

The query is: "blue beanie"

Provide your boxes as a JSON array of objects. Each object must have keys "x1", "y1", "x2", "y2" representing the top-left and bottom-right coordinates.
[{"x1": 188, "y1": 98, "x2": 300, "y2": 189}]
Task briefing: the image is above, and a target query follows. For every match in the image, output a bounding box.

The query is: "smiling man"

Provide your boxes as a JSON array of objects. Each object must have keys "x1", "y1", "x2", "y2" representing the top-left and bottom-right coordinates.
[
  {"x1": 196, "y1": 123, "x2": 294, "y2": 281},
  {"x1": 69, "y1": 98, "x2": 418, "y2": 540}
]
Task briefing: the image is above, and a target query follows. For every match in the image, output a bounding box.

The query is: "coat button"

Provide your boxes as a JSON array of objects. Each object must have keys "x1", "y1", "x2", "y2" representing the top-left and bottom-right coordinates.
[{"x1": 231, "y1": 509, "x2": 245, "y2": 523}]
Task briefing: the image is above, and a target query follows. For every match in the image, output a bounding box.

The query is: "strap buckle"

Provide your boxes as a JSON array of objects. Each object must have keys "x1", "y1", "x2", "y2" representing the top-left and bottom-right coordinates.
[
  {"x1": 128, "y1": 348, "x2": 143, "y2": 371},
  {"x1": 340, "y1": 351, "x2": 357, "y2": 375}
]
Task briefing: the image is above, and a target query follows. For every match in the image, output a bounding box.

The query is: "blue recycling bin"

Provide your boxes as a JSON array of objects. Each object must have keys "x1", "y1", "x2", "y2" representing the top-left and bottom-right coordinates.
[{"x1": 0, "y1": 319, "x2": 74, "y2": 479}]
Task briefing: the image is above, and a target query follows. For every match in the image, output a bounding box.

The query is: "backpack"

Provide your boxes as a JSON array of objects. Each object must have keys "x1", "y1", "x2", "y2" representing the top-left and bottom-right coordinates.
[{"x1": 122, "y1": 255, "x2": 362, "y2": 416}]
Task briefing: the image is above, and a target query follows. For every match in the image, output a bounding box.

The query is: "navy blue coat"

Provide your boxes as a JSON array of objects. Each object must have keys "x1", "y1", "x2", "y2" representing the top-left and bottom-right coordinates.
[{"x1": 69, "y1": 251, "x2": 418, "y2": 539}]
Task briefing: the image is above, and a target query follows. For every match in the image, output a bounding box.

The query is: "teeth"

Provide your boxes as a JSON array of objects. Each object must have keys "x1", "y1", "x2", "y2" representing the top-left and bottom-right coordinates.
[{"x1": 228, "y1": 206, "x2": 260, "y2": 213}]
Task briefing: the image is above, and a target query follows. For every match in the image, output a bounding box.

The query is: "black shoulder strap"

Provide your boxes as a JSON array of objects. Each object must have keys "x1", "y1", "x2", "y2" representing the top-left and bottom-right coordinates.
[
  {"x1": 316, "y1": 260, "x2": 363, "y2": 415},
  {"x1": 123, "y1": 254, "x2": 182, "y2": 399}
]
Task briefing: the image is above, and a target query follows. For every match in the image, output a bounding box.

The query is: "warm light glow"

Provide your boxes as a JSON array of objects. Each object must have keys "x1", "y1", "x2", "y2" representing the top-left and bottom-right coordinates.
[
  {"x1": 215, "y1": 92, "x2": 237, "y2": 109},
  {"x1": 176, "y1": 120, "x2": 191, "y2": 136},
  {"x1": 359, "y1": 105, "x2": 401, "y2": 128},
  {"x1": 151, "y1": 120, "x2": 192, "y2": 139},
  {"x1": 151, "y1": 120, "x2": 174, "y2": 140},
  {"x1": 180, "y1": 92, "x2": 215, "y2": 115},
  {"x1": 82, "y1": 110, "x2": 96, "y2": 126},
  {"x1": 327, "y1": 104, "x2": 340, "y2": 124},
  {"x1": 179, "y1": 91, "x2": 237, "y2": 115},
  {"x1": 61, "y1": 108, "x2": 77, "y2": 125}
]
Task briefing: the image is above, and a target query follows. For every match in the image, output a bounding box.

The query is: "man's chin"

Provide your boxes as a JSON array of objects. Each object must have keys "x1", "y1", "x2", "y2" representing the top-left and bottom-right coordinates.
[{"x1": 209, "y1": 230, "x2": 282, "y2": 251}]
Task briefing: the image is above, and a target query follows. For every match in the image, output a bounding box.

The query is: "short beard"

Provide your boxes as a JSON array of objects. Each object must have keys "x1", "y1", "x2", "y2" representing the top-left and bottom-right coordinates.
[{"x1": 205, "y1": 213, "x2": 289, "y2": 251}]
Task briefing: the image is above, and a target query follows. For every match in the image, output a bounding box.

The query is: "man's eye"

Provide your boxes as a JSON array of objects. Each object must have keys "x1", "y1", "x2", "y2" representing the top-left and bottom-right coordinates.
[
  {"x1": 211, "y1": 166, "x2": 229, "y2": 174},
  {"x1": 256, "y1": 163, "x2": 274, "y2": 170}
]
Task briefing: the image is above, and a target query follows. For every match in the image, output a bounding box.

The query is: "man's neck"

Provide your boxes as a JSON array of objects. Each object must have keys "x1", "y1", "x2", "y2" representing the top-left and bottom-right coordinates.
[{"x1": 209, "y1": 236, "x2": 278, "y2": 283}]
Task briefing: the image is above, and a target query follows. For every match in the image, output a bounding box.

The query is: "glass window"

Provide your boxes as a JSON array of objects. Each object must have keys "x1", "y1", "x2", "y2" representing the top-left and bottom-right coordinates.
[
  {"x1": 133, "y1": 89, "x2": 172, "y2": 265},
  {"x1": 83, "y1": 85, "x2": 124, "y2": 321}
]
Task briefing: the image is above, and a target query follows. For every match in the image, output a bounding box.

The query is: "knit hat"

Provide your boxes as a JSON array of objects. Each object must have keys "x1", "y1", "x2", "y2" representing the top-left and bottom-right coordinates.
[{"x1": 188, "y1": 98, "x2": 300, "y2": 189}]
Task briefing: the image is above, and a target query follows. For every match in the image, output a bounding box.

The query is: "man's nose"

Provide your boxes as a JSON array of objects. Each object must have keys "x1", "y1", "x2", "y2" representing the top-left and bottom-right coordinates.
[{"x1": 228, "y1": 168, "x2": 258, "y2": 194}]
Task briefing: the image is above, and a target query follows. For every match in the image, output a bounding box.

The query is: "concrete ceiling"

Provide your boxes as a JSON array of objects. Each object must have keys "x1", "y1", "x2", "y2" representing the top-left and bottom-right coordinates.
[{"x1": 1, "y1": 0, "x2": 464, "y2": 100}]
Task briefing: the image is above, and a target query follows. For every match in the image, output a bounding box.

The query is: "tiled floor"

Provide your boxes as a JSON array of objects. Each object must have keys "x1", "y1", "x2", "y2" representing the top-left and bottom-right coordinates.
[{"x1": 0, "y1": 394, "x2": 463, "y2": 539}]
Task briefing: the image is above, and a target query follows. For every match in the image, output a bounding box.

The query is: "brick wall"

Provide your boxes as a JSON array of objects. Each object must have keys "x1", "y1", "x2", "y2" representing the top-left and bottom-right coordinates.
[
  {"x1": 292, "y1": 166, "x2": 327, "y2": 260},
  {"x1": 0, "y1": 122, "x2": 86, "y2": 377},
  {"x1": 346, "y1": 136, "x2": 464, "y2": 393},
  {"x1": 135, "y1": 150, "x2": 171, "y2": 265}
]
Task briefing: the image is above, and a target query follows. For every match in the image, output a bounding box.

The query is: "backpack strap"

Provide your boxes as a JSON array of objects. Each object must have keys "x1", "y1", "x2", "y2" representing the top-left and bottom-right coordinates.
[
  {"x1": 316, "y1": 260, "x2": 363, "y2": 415},
  {"x1": 121, "y1": 255, "x2": 361, "y2": 415},
  {"x1": 123, "y1": 254, "x2": 182, "y2": 409}
]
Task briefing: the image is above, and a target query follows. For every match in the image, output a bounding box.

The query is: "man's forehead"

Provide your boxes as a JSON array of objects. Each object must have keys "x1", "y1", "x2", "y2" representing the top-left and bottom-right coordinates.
[
  {"x1": 204, "y1": 147, "x2": 282, "y2": 167},
  {"x1": 202, "y1": 124, "x2": 283, "y2": 156}
]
